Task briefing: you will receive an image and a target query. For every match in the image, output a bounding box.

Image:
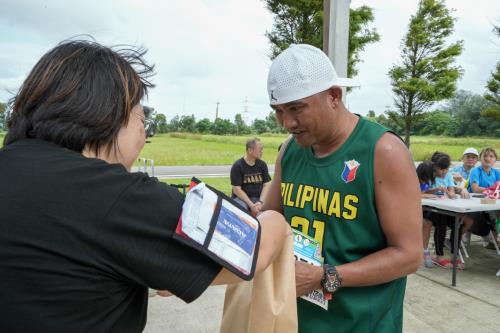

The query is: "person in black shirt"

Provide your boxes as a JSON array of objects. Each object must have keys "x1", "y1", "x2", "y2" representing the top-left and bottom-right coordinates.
[
  {"x1": 0, "y1": 39, "x2": 289, "y2": 333},
  {"x1": 230, "y1": 138, "x2": 272, "y2": 216}
]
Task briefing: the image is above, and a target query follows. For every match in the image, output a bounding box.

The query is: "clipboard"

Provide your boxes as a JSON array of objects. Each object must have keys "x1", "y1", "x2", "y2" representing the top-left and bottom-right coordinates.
[{"x1": 173, "y1": 177, "x2": 261, "y2": 280}]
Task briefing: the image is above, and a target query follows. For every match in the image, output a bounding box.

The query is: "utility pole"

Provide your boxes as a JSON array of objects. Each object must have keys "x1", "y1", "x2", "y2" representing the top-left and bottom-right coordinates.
[
  {"x1": 215, "y1": 99, "x2": 220, "y2": 120},
  {"x1": 323, "y1": 0, "x2": 350, "y2": 103},
  {"x1": 242, "y1": 96, "x2": 249, "y2": 125}
]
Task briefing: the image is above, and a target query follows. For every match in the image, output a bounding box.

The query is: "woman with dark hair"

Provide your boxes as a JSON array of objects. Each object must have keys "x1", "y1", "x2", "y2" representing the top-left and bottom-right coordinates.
[
  {"x1": 0, "y1": 39, "x2": 289, "y2": 332},
  {"x1": 416, "y1": 161, "x2": 437, "y2": 268},
  {"x1": 416, "y1": 160, "x2": 436, "y2": 194},
  {"x1": 425, "y1": 152, "x2": 473, "y2": 269}
]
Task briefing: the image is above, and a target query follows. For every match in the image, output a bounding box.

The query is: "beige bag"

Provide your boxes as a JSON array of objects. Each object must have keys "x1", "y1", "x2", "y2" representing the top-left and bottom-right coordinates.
[{"x1": 220, "y1": 234, "x2": 297, "y2": 333}]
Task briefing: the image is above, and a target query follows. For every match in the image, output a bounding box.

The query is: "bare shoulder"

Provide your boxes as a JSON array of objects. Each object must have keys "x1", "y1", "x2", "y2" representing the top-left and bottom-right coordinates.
[
  {"x1": 275, "y1": 135, "x2": 294, "y2": 171},
  {"x1": 375, "y1": 132, "x2": 411, "y2": 161},
  {"x1": 374, "y1": 133, "x2": 415, "y2": 180}
]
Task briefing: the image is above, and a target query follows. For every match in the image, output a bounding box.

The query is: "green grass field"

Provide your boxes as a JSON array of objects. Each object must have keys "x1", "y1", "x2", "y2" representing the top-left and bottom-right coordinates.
[
  {"x1": 2, "y1": 131, "x2": 498, "y2": 164},
  {"x1": 140, "y1": 133, "x2": 499, "y2": 165},
  {"x1": 162, "y1": 177, "x2": 232, "y2": 196},
  {"x1": 139, "y1": 133, "x2": 282, "y2": 166},
  {"x1": 410, "y1": 136, "x2": 500, "y2": 161}
]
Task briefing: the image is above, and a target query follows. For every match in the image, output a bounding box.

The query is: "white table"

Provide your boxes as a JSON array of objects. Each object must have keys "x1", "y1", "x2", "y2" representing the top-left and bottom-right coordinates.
[{"x1": 421, "y1": 197, "x2": 500, "y2": 286}]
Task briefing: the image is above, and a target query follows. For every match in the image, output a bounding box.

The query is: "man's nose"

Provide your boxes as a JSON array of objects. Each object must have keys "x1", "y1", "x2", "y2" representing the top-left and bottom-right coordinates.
[{"x1": 281, "y1": 112, "x2": 297, "y2": 130}]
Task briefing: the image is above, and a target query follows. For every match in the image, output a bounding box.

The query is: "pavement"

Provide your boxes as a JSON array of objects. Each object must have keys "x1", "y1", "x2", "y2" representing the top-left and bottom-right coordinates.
[
  {"x1": 133, "y1": 162, "x2": 500, "y2": 179},
  {"x1": 139, "y1": 162, "x2": 500, "y2": 332},
  {"x1": 144, "y1": 235, "x2": 500, "y2": 333}
]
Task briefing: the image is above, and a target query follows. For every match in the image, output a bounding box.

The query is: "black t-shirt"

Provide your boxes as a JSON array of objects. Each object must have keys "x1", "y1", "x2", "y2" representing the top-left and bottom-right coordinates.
[
  {"x1": 230, "y1": 157, "x2": 271, "y2": 199},
  {"x1": 0, "y1": 139, "x2": 221, "y2": 333}
]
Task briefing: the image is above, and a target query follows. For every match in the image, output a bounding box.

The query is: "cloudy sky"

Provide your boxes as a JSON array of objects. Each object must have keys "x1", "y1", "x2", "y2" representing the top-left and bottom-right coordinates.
[{"x1": 1, "y1": 0, "x2": 499, "y2": 123}]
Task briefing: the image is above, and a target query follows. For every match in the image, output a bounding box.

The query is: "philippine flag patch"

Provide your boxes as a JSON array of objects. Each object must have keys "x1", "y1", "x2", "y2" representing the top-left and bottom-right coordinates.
[{"x1": 341, "y1": 159, "x2": 360, "y2": 183}]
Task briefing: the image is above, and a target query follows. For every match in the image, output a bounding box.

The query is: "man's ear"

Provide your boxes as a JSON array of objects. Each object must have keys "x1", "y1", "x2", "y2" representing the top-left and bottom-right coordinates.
[{"x1": 326, "y1": 87, "x2": 342, "y2": 107}]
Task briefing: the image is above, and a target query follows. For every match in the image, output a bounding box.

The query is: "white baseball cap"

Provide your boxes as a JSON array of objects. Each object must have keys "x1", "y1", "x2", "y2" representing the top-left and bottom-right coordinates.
[
  {"x1": 267, "y1": 44, "x2": 359, "y2": 105},
  {"x1": 463, "y1": 147, "x2": 479, "y2": 156}
]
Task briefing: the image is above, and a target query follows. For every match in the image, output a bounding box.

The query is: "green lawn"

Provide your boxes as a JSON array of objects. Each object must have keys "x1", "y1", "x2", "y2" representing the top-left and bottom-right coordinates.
[
  {"x1": 140, "y1": 133, "x2": 499, "y2": 165},
  {"x1": 410, "y1": 136, "x2": 500, "y2": 161},
  {"x1": 138, "y1": 133, "x2": 284, "y2": 166},
  {"x1": 162, "y1": 177, "x2": 232, "y2": 196},
  {"x1": 2, "y1": 131, "x2": 498, "y2": 164}
]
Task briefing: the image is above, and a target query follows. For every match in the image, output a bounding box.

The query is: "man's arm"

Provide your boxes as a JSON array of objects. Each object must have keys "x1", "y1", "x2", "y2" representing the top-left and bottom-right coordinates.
[
  {"x1": 230, "y1": 161, "x2": 255, "y2": 209},
  {"x1": 261, "y1": 167, "x2": 282, "y2": 213},
  {"x1": 261, "y1": 138, "x2": 292, "y2": 212},
  {"x1": 336, "y1": 133, "x2": 422, "y2": 286},
  {"x1": 471, "y1": 183, "x2": 483, "y2": 193},
  {"x1": 232, "y1": 185, "x2": 256, "y2": 208},
  {"x1": 295, "y1": 133, "x2": 422, "y2": 295},
  {"x1": 258, "y1": 161, "x2": 272, "y2": 204},
  {"x1": 469, "y1": 169, "x2": 483, "y2": 193},
  {"x1": 259, "y1": 181, "x2": 272, "y2": 204}
]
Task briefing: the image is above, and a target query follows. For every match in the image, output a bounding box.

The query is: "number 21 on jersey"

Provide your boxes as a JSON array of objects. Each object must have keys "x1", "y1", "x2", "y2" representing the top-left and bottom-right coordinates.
[{"x1": 290, "y1": 216, "x2": 325, "y2": 250}]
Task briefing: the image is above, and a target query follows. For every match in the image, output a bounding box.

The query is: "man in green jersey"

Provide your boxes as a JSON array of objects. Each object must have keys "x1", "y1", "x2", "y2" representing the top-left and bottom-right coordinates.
[{"x1": 262, "y1": 44, "x2": 422, "y2": 332}]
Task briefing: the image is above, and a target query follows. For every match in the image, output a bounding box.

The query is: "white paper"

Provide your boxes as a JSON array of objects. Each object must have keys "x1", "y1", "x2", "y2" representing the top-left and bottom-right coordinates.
[
  {"x1": 293, "y1": 229, "x2": 328, "y2": 310},
  {"x1": 181, "y1": 183, "x2": 259, "y2": 275},
  {"x1": 181, "y1": 183, "x2": 218, "y2": 245}
]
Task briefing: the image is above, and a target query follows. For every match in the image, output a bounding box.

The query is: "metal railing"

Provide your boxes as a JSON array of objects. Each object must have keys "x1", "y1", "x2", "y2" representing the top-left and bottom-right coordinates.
[{"x1": 138, "y1": 158, "x2": 155, "y2": 177}]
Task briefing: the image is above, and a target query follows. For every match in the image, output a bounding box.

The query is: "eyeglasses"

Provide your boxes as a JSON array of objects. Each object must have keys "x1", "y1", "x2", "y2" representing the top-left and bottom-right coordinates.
[{"x1": 132, "y1": 111, "x2": 154, "y2": 131}]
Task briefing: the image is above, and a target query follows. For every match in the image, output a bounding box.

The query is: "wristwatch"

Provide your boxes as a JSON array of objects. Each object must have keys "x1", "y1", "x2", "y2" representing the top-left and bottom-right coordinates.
[{"x1": 321, "y1": 264, "x2": 343, "y2": 293}]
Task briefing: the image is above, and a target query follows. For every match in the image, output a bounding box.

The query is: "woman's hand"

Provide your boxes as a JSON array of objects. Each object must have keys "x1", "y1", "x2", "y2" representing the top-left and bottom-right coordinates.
[{"x1": 156, "y1": 290, "x2": 173, "y2": 297}]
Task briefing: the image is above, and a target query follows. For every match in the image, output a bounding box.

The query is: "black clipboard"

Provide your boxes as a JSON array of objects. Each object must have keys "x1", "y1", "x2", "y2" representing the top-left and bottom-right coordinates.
[{"x1": 173, "y1": 177, "x2": 261, "y2": 280}]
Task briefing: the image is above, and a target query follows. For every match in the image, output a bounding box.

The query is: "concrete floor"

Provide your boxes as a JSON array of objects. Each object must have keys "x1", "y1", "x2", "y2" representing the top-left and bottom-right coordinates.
[{"x1": 144, "y1": 237, "x2": 500, "y2": 333}]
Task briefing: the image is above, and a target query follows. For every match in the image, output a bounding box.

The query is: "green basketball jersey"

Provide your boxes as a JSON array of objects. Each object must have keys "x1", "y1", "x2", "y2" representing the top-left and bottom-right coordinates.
[{"x1": 281, "y1": 116, "x2": 406, "y2": 333}]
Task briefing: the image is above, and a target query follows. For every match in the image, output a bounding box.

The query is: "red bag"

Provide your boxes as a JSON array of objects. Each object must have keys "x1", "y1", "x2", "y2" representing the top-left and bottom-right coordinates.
[{"x1": 483, "y1": 181, "x2": 500, "y2": 199}]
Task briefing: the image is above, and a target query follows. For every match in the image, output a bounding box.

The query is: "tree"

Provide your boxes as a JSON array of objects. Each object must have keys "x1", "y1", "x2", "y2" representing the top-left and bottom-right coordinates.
[
  {"x1": 263, "y1": 110, "x2": 286, "y2": 134},
  {"x1": 442, "y1": 90, "x2": 498, "y2": 137},
  {"x1": 212, "y1": 118, "x2": 234, "y2": 135},
  {"x1": 374, "y1": 113, "x2": 396, "y2": 131},
  {"x1": 416, "y1": 110, "x2": 457, "y2": 136},
  {"x1": 482, "y1": 24, "x2": 500, "y2": 122},
  {"x1": 252, "y1": 119, "x2": 269, "y2": 134},
  {"x1": 388, "y1": 0, "x2": 463, "y2": 146},
  {"x1": 168, "y1": 115, "x2": 181, "y2": 132},
  {"x1": 263, "y1": 0, "x2": 380, "y2": 79},
  {"x1": 234, "y1": 113, "x2": 250, "y2": 135},
  {"x1": 154, "y1": 113, "x2": 168, "y2": 133},
  {"x1": 0, "y1": 101, "x2": 6, "y2": 131},
  {"x1": 196, "y1": 118, "x2": 212, "y2": 134},
  {"x1": 179, "y1": 115, "x2": 196, "y2": 133}
]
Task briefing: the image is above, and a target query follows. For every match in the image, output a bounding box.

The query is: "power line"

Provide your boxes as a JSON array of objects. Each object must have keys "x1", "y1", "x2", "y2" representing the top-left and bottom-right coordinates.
[{"x1": 241, "y1": 96, "x2": 249, "y2": 124}]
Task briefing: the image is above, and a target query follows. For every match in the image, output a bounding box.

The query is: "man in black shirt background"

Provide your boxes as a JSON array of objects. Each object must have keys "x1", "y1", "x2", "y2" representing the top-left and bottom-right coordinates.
[{"x1": 230, "y1": 138, "x2": 272, "y2": 216}]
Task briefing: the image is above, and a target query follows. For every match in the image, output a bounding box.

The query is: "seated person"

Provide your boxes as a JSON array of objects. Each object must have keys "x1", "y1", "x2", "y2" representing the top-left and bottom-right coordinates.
[
  {"x1": 467, "y1": 147, "x2": 500, "y2": 248},
  {"x1": 417, "y1": 161, "x2": 437, "y2": 268},
  {"x1": 230, "y1": 138, "x2": 271, "y2": 216},
  {"x1": 451, "y1": 147, "x2": 479, "y2": 188},
  {"x1": 427, "y1": 152, "x2": 473, "y2": 269}
]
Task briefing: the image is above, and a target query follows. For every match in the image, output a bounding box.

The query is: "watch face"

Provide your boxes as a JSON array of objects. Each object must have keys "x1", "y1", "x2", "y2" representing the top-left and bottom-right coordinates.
[{"x1": 322, "y1": 266, "x2": 341, "y2": 293}]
